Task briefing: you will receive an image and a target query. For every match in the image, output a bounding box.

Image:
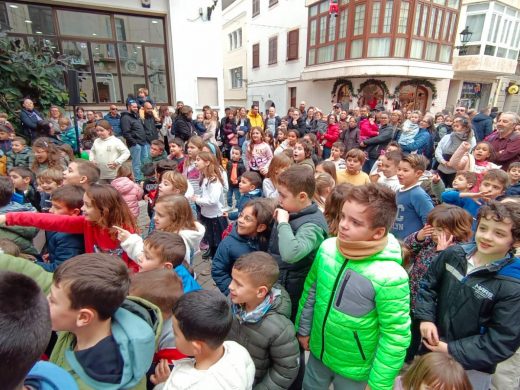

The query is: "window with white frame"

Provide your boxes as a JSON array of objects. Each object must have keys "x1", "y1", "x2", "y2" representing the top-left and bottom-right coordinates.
[
  {"x1": 230, "y1": 67, "x2": 243, "y2": 89},
  {"x1": 228, "y1": 28, "x2": 242, "y2": 51}
]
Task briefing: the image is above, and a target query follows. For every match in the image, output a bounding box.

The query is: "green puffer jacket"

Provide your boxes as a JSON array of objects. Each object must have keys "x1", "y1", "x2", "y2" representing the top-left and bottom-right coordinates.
[
  {"x1": 227, "y1": 285, "x2": 300, "y2": 390},
  {"x1": 295, "y1": 235, "x2": 411, "y2": 390}
]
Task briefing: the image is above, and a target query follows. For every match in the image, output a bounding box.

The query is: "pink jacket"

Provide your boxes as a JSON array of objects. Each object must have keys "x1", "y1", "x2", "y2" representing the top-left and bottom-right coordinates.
[
  {"x1": 111, "y1": 177, "x2": 144, "y2": 217},
  {"x1": 359, "y1": 118, "x2": 379, "y2": 141}
]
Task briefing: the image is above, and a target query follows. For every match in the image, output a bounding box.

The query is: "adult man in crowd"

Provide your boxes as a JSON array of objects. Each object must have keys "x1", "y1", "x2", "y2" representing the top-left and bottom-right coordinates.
[
  {"x1": 121, "y1": 102, "x2": 149, "y2": 182},
  {"x1": 83, "y1": 110, "x2": 96, "y2": 132},
  {"x1": 287, "y1": 107, "x2": 307, "y2": 137},
  {"x1": 485, "y1": 111, "x2": 520, "y2": 171},
  {"x1": 47, "y1": 105, "x2": 62, "y2": 132},
  {"x1": 454, "y1": 106, "x2": 467, "y2": 116},
  {"x1": 299, "y1": 101, "x2": 307, "y2": 120},
  {"x1": 142, "y1": 102, "x2": 160, "y2": 145},
  {"x1": 104, "y1": 105, "x2": 122, "y2": 136},
  {"x1": 264, "y1": 106, "x2": 281, "y2": 137},
  {"x1": 19, "y1": 98, "x2": 43, "y2": 140},
  {"x1": 247, "y1": 104, "x2": 264, "y2": 129},
  {"x1": 472, "y1": 107, "x2": 493, "y2": 142}
]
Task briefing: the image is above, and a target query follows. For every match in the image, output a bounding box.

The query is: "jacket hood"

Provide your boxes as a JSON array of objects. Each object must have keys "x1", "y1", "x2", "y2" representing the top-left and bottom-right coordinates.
[
  {"x1": 270, "y1": 283, "x2": 293, "y2": 320},
  {"x1": 65, "y1": 298, "x2": 157, "y2": 389},
  {"x1": 111, "y1": 176, "x2": 138, "y2": 193},
  {"x1": 25, "y1": 361, "x2": 79, "y2": 390},
  {"x1": 180, "y1": 222, "x2": 206, "y2": 250}
]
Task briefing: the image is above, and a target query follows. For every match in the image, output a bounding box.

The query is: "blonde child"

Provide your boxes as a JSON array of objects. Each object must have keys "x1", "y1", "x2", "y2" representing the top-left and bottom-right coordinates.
[
  {"x1": 90, "y1": 120, "x2": 130, "y2": 181},
  {"x1": 316, "y1": 160, "x2": 337, "y2": 183},
  {"x1": 192, "y1": 151, "x2": 228, "y2": 258},
  {"x1": 246, "y1": 127, "x2": 273, "y2": 176},
  {"x1": 262, "y1": 152, "x2": 292, "y2": 199},
  {"x1": 111, "y1": 164, "x2": 143, "y2": 217},
  {"x1": 313, "y1": 172, "x2": 335, "y2": 212},
  {"x1": 36, "y1": 168, "x2": 64, "y2": 212},
  {"x1": 323, "y1": 183, "x2": 352, "y2": 236}
]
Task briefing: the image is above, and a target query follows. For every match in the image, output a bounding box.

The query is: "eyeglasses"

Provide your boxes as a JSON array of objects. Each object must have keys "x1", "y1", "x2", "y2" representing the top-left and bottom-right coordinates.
[{"x1": 455, "y1": 109, "x2": 466, "y2": 112}]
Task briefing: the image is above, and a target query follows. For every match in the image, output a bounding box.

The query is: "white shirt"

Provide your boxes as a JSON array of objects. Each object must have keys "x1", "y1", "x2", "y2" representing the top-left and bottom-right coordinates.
[
  {"x1": 378, "y1": 174, "x2": 402, "y2": 192},
  {"x1": 156, "y1": 341, "x2": 255, "y2": 390}
]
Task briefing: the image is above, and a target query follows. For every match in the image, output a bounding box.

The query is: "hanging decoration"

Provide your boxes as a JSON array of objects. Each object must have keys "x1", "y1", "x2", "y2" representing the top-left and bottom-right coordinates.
[
  {"x1": 329, "y1": 0, "x2": 339, "y2": 16},
  {"x1": 394, "y1": 79, "x2": 438, "y2": 100},
  {"x1": 357, "y1": 79, "x2": 390, "y2": 96},
  {"x1": 330, "y1": 78, "x2": 354, "y2": 99}
]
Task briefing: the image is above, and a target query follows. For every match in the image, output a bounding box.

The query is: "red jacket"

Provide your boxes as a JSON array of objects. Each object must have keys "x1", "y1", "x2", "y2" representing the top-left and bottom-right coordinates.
[
  {"x1": 6, "y1": 213, "x2": 139, "y2": 272},
  {"x1": 322, "y1": 123, "x2": 340, "y2": 148},
  {"x1": 359, "y1": 118, "x2": 379, "y2": 141}
]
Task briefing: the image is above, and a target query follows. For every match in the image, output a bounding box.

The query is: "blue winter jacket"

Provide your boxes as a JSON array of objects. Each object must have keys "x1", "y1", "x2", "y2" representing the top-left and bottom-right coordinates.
[
  {"x1": 211, "y1": 225, "x2": 260, "y2": 294},
  {"x1": 37, "y1": 231, "x2": 85, "y2": 272},
  {"x1": 399, "y1": 128, "x2": 433, "y2": 158},
  {"x1": 104, "y1": 113, "x2": 122, "y2": 136},
  {"x1": 228, "y1": 189, "x2": 262, "y2": 220},
  {"x1": 25, "y1": 361, "x2": 78, "y2": 390},
  {"x1": 175, "y1": 264, "x2": 201, "y2": 293}
]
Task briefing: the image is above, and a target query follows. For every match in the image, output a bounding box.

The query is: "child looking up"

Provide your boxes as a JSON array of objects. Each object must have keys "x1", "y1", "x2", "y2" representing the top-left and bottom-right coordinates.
[
  {"x1": 403, "y1": 204, "x2": 473, "y2": 360},
  {"x1": 293, "y1": 139, "x2": 315, "y2": 171},
  {"x1": 62, "y1": 160, "x2": 100, "y2": 188},
  {"x1": 392, "y1": 154, "x2": 434, "y2": 239},
  {"x1": 89, "y1": 119, "x2": 130, "y2": 182},
  {"x1": 296, "y1": 184, "x2": 410, "y2": 390},
  {"x1": 268, "y1": 165, "x2": 328, "y2": 320},
  {"x1": 246, "y1": 126, "x2": 273, "y2": 176},
  {"x1": 263, "y1": 152, "x2": 292, "y2": 199},
  {"x1": 7, "y1": 136, "x2": 33, "y2": 170},
  {"x1": 150, "y1": 290, "x2": 255, "y2": 390},
  {"x1": 0, "y1": 184, "x2": 139, "y2": 272},
  {"x1": 336, "y1": 148, "x2": 371, "y2": 186},
  {"x1": 227, "y1": 252, "x2": 300, "y2": 389},
  {"x1": 192, "y1": 151, "x2": 228, "y2": 259},
  {"x1": 226, "y1": 146, "x2": 246, "y2": 209},
  {"x1": 416, "y1": 201, "x2": 520, "y2": 390},
  {"x1": 37, "y1": 185, "x2": 85, "y2": 271},
  {"x1": 227, "y1": 171, "x2": 262, "y2": 221},
  {"x1": 212, "y1": 198, "x2": 275, "y2": 294}
]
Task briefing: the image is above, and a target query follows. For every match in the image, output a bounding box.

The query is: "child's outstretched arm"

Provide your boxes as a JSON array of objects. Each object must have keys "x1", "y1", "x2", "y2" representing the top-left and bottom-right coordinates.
[{"x1": 0, "y1": 213, "x2": 85, "y2": 234}]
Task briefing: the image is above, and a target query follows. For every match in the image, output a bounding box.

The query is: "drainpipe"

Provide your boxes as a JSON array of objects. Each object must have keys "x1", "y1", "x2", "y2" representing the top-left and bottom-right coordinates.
[{"x1": 493, "y1": 79, "x2": 502, "y2": 108}]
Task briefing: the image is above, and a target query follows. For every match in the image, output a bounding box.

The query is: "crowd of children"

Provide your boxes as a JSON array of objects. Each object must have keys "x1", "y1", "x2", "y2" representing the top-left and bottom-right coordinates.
[{"x1": 0, "y1": 103, "x2": 519, "y2": 390}]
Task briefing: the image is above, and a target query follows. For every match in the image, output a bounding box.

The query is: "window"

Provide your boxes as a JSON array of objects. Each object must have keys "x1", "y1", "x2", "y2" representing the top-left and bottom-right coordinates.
[
  {"x1": 268, "y1": 36, "x2": 278, "y2": 65},
  {"x1": 269, "y1": 0, "x2": 278, "y2": 7},
  {"x1": 466, "y1": 14, "x2": 485, "y2": 41},
  {"x1": 368, "y1": 38, "x2": 390, "y2": 57},
  {"x1": 228, "y1": 28, "x2": 242, "y2": 50},
  {"x1": 371, "y1": 2, "x2": 381, "y2": 33},
  {"x1": 354, "y1": 5, "x2": 366, "y2": 35},
  {"x1": 287, "y1": 29, "x2": 299, "y2": 60},
  {"x1": 383, "y1": 1, "x2": 393, "y2": 33},
  {"x1": 289, "y1": 87, "x2": 296, "y2": 108},
  {"x1": 252, "y1": 43, "x2": 260, "y2": 68},
  {"x1": 230, "y1": 67, "x2": 242, "y2": 89},
  {"x1": 252, "y1": 0, "x2": 260, "y2": 17},
  {"x1": 58, "y1": 10, "x2": 113, "y2": 39},
  {"x1": 398, "y1": 2, "x2": 409, "y2": 34},
  {"x1": 197, "y1": 77, "x2": 218, "y2": 106}
]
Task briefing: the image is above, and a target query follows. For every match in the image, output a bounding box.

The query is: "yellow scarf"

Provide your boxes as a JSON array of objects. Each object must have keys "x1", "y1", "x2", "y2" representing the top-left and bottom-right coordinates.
[{"x1": 336, "y1": 236, "x2": 388, "y2": 260}]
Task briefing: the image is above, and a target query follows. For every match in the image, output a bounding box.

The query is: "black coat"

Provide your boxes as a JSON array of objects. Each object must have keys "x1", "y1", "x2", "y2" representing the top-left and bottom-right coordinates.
[
  {"x1": 362, "y1": 124, "x2": 394, "y2": 159},
  {"x1": 172, "y1": 116, "x2": 195, "y2": 142},
  {"x1": 120, "y1": 111, "x2": 147, "y2": 147},
  {"x1": 20, "y1": 109, "x2": 43, "y2": 140},
  {"x1": 287, "y1": 118, "x2": 307, "y2": 137},
  {"x1": 415, "y1": 244, "x2": 520, "y2": 373}
]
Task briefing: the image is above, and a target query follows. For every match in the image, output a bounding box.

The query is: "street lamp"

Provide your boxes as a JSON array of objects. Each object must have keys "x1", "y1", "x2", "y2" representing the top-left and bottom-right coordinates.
[{"x1": 457, "y1": 26, "x2": 473, "y2": 55}]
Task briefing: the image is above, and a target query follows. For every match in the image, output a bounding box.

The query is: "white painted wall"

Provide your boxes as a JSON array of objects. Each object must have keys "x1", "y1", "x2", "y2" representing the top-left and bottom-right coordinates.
[{"x1": 247, "y1": 0, "x2": 308, "y2": 114}]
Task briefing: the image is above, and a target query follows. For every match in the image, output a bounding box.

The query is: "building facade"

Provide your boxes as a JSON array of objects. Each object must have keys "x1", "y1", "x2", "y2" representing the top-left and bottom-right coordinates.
[
  {"x1": 0, "y1": 0, "x2": 224, "y2": 111},
  {"x1": 447, "y1": 0, "x2": 520, "y2": 112},
  {"x1": 240, "y1": 0, "x2": 462, "y2": 114}
]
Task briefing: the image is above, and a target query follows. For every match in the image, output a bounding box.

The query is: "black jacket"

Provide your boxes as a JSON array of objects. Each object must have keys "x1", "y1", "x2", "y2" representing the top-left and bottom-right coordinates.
[
  {"x1": 20, "y1": 109, "x2": 43, "y2": 140},
  {"x1": 172, "y1": 116, "x2": 195, "y2": 142},
  {"x1": 472, "y1": 113, "x2": 493, "y2": 142},
  {"x1": 362, "y1": 124, "x2": 394, "y2": 159},
  {"x1": 120, "y1": 111, "x2": 147, "y2": 147},
  {"x1": 415, "y1": 243, "x2": 520, "y2": 373},
  {"x1": 287, "y1": 118, "x2": 307, "y2": 137},
  {"x1": 142, "y1": 115, "x2": 160, "y2": 143}
]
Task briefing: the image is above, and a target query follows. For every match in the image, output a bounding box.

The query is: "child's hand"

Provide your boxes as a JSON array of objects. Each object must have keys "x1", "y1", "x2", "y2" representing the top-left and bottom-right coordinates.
[
  {"x1": 461, "y1": 141, "x2": 471, "y2": 150},
  {"x1": 436, "y1": 231, "x2": 454, "y2": 251},
  {"x1": 150, "y1": 359, "x2": 171, "y2": 385},
  {"x1": 431, "y1": 173, "x2": 441, "y2": 184},
  {"x1": 420, "y1": 321, "x2": 439, "y2": 346},
  {"x1": 423, "y1": 340, "x2": 448, "y2": 354},
  {"x1": 113, "y1": 226, "x2": 131, "y2": 242},
  {"x1": 260, "y1": 166, "x2": 268, "y2": 176},
  {"x1": 107, "y1": 161, "x2": 118, "y2": 169},
  {"x1": 0, "y1": 215, "x2": 6, "y2": 225},
  {"x1": 416, "y1": 224, "x2": 434, "y2": 241},
  {"x1": 222, "y1": 211, "x2": 228, "y2": 218},
  {"x1": 297, "y1": 335, "x2": 310, "y2": 351},
  {"x1": 274, "y1": 208, "x2": 289, "y2": 223}
]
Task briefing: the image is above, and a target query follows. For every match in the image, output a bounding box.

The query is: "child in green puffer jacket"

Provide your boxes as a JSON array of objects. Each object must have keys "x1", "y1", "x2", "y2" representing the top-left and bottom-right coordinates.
[{"x1": 296, "y1": 183, "x2": 411, "y2": 390}]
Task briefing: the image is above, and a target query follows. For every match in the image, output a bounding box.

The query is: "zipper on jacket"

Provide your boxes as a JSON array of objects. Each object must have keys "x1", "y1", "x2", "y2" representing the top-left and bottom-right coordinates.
[
  {"x1": 320, "y1": 259, "x2": 349, "y2": 361},
  {"x1": 353, "y1": 331, "x2": 366, "y2": 361},
  {"x1": 335, "y1": 270, "x2": 352, "y2": 307}
]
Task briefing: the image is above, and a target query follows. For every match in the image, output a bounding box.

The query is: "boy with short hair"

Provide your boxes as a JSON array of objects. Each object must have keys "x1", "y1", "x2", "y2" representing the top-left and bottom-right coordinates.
[
  {"x1": 0, "y1": 176, "x2": 38, "y2": 256},
  {"x1": 36, "y1": 168, "x2": 64, "y2": 212},
  {"x1": 416, "y1": 200, "x2": 520, "y2": 390},
  {"x1": 8, "y1": 167, "x2": 39, "y2": 209},
  {"x1": 326, "y1": 141, "x2": 346, "y2": 170},
  {"x1": 268, "y1": 165, "x2": 329, "y2": 320},
  {"x1": 227, "y1": 171, "x2": 262, "y2": 220},
  {"x1": 119, "y1": 230, "x2": 201, "y2": 293},
  {"x1": 336, "y1": 148, "x2": 371, "y2": 186},
  {"x1": 7, "y1": 136, "x2": 33, "y2": 170},
  {"x1": 0, "y1": 122, "x2": 13, "y2": 154},
  {"x1": 227, "y1": 252, "x2": 300, "y2": 389},
  {"x1": 442, "y1": 169, "x2": 508, "y2": 219},
  {"x1": 293, "y1": 139, "x2": 315, "y2": 171},
  {"x1": 0, "y1": 270, "x2": 78, "y2": 390},
  {"x1": 296, "y1": 183, "x2": 411, "y2": 390},
  {"x1": 37, "y1": 185, "x2": 85, "y2": 271},
  {"x1": 168, "y1": 137, "x2": 185, "y2": 172},
  {"x1": 0, "y1": 253, "x2": 157, "y2": 389},
  {"x1": 225, "y1": 146, "x2": 246, "y2": 209},
  {"x1": 151, "y1": 290, "x2": 255, "y2": 390},
  {"x1": 391, "y1": 154, "x2": 434, "y2": 239},
  {"x1": 377, "y1": 150, "x2": 402, "y2": 192},
  {"x1": 63, "y1": 160, "x2": 100, "y2": 187},
  {"x1": 506, "y1": 162, "x2": 520, "y2": 196}
]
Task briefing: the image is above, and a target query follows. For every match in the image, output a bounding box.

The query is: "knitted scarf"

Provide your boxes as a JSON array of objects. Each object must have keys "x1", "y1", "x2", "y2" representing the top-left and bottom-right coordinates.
[
  {"x1": 445, "y1": 131, "x2": 469, "y2": 155},
  {"x1": 336, "y1": 236, "x2": 388, "y2": 260},
  {"x1": 232, "y1": 288, "x2": 281, "y2": 324}
]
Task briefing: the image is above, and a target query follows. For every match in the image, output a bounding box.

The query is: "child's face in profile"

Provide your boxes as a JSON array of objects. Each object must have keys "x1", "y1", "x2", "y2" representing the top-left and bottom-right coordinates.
[
  {"x1": 150, "y1": 144, "x2": 163, "y2": 157},
  {"x1": 338, "y1": 200, "x2": 384, "y2": 242},
  {"x1": 277, "y1": 184, "x2": 304, "y2": 213},
  {"x1": 229, "y1": 268, "x2": 265, "y2": 309},
  {"x1": 479, "y1": 179, "x2": 504, "y2": 200},
  {"x1": 63, "y1": 162, "x2": 82, "y2": 186},
  {"x1": 153, "y1": 203, "x2": 172, "y2": 231},
  {"x1": 475, "y1": 216, "x2": 516, "y2": 259},
  {"x1": 452, "y1": 175, "x2": 473, "y2": 191},
  {"x1": 9, "y1": 171, "x2": 29, "y2": 190},
  {"x1": 346, "y1": 157, "x2": 362, "y2": 174},
  {"x1": 169, "y1": 143, "x2": 183, "y2": 157},
  {"x1": 172, "y1": 315, "x2": 194, "y2": 356},
  {"x1": 238, "y1": 177, "x2": 254, "y2": 194},
  {"x1": 293, "y1": 143, "x2": 306, "y2": 162},
  {"x1": 508, "y1": 167, "x2": 520, "y2": 184},
  {"x1": 11, "y1": 141, "x2": 25, "y2": 153},
  {"x1": 138, "y1": 244, "x2": 171, "y2": 272},
  {"x1": 81, "y1": 193, "x2": 101, "y2": 222},
  {"x1": 49, "y1": 200, "x2": 76, "y2": 216},
  {"x1": 0, "y1": 130, "x2": 10, "y2": 140},
  {"x1": 159, "y1": 179, "x2": 180, "y2": 196},
  {"x1": 380, "y1": 156, "x2": 398, "y2": 178},
  {"x1": 48, "y1": 283, "x2": 79, "y2": 331}
]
